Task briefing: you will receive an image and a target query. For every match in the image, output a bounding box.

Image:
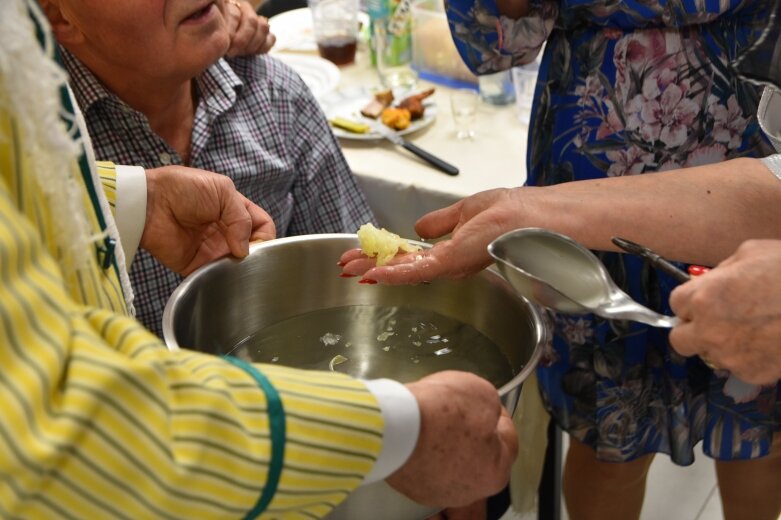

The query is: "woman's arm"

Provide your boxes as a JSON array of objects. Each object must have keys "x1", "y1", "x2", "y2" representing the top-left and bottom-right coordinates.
[{"x1": 340, "y1": 157, "x2": 781, "y2": 283}]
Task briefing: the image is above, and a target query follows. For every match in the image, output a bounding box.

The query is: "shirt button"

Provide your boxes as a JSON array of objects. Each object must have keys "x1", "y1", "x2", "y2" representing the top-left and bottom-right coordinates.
[{"x1": 159, "y1": 152, "x2": 172, "y2": 165}]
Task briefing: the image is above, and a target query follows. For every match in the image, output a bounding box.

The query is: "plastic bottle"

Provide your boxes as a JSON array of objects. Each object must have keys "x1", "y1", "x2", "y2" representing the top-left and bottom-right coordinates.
[{"x1": 367, "y1": 0, "x2": 418, "y2": 89}]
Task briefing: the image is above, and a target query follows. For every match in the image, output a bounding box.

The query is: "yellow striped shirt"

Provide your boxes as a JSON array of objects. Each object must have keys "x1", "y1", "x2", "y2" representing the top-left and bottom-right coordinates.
[{"x1": 0, "y1": 92, "x2": 383, "y2": 520}]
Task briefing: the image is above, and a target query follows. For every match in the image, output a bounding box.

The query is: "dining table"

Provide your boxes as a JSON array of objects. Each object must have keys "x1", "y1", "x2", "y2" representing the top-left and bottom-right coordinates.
[
  {"x1": 335, "y1": 56, "x2": 530, "y2": 238},
  {"x1": 339, "y1": 55, "x2": 528, "y2": 237},
  {"x1": 270, "y1": 12, "x2": 530, "y2": 237}
]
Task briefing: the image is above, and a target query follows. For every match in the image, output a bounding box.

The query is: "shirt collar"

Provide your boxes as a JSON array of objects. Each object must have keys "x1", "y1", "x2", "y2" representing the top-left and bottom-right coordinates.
[
  {"x1": 61, "y1": 48, "x2": 244, "y2": 120},
  {"x1": 196, "y1": 58, "x2": 244, "y2": 117},
  {"x1": 60, "y1": 47, "x2": 124, "y2": 116}
]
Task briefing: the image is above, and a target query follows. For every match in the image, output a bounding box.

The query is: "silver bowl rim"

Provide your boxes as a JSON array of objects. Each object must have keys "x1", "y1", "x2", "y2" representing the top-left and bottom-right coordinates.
[{"x1": 162, "y1": 233, "x2": 546, "y2": 396}]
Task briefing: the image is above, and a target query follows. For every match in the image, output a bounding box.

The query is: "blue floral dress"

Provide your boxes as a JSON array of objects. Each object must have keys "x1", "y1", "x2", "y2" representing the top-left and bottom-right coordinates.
[{"x1": 446, "y1": 0, "x2": 781, "y2": 464}]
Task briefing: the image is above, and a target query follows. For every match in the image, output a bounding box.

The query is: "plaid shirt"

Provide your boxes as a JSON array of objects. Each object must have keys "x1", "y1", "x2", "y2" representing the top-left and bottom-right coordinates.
[{"x1": 63, "y1": 50, "x2": 375, "y2": 336}]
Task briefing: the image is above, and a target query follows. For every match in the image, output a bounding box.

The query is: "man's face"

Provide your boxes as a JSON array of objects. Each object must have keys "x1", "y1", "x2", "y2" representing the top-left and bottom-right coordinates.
[{"x1": 56, "y1": 0, "x2": 232, "y2": 83}]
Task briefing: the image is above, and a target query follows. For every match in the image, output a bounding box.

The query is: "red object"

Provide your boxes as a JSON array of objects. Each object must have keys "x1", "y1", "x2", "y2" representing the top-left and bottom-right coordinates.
[
  {"x1": 359, "y1": 278, "x2": 378, "y2": 285},
  {"x1": 688, "y1": 265, "x2": 711, "y2": 277}
]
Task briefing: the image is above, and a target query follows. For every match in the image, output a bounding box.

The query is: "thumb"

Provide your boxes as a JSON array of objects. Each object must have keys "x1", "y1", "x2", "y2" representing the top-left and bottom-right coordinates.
[
  {"x1": 243, "y1": 194, "x2": 276, "y2": 242},
  {"x1": 415, "y1": 200, "x2": 463, "y2": 239},
  {"x1": 218, "y1": 185, "x2": 254, "y2": 258},
  {"x1": 225, "y1": 1, "x2": 241, "y2": 34}
]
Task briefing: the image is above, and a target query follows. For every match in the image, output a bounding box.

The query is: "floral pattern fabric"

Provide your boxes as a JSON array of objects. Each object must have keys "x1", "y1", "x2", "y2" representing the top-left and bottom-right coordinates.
[{"x1": 446, "y1": 0, "x2": 781, "y2": 463}]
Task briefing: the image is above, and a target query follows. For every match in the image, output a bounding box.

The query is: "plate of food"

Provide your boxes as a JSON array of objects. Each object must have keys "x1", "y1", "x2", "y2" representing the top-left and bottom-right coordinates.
[{"x1": 320, "y1": 86, "x2": 437, "y2": 141}]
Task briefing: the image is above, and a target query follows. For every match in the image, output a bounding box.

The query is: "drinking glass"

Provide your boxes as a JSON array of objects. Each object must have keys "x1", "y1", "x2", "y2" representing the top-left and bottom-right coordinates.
[
  {"x1": 373, "y1": 17, "x2": 418, "y2": 90},
  {"x1": 450, "y1": 88, "x2": 479, "y2": 140},
  {"x1": 511, "y1": 62, "x2": 540, "y2": 124},
  {"x1": 308, "y1": 0, "x2": 360, "y2": 66},
  {"x1": 478, "y1": 70, "x2": 515, "y2": 106}
]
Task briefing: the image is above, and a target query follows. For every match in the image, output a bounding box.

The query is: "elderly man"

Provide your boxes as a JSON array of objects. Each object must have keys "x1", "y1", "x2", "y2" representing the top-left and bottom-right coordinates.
[
  {"x1": 40, "y1": 0, "x2": 375, "y2": 335},
  {"x1": 0, "y1": 1, "x2": 518, "y2": 517}
]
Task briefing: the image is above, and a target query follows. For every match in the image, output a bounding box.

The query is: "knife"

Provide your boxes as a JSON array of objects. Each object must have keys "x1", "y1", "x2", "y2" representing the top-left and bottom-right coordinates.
[{"x1": 371, "y1": 123, "x2": 459, "y2": 176}]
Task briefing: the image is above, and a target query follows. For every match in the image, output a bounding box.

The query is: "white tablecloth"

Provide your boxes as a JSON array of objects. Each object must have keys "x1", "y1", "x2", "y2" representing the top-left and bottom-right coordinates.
[{"x1": 334, "y1": 53, "x2": 529, "y2": 237}]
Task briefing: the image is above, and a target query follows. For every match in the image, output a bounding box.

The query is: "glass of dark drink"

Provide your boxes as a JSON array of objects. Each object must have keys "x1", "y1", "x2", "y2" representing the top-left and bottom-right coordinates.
[{"x1": 308, "y1": 0, "x2": 359, "y2": 66}]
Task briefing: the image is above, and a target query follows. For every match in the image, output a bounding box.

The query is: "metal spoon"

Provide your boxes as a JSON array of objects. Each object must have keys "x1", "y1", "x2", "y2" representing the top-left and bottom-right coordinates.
[{"x1": 487, "y1": 228, "x2": 680, "y2": 328}]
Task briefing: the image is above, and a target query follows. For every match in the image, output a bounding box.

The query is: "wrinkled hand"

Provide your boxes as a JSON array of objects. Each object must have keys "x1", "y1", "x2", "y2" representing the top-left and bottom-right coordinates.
[
  {"x1": 389, "y1": 371, "x2": 518, "y2": 508},
  {"x1": 141, "y1": 166, "x2": 276, "y2": 276},
  {"x1": 340, "y1": 188, "x2": 525, "y2": 284},
  {"x1": 224, "y1": 0, "x2": 275, "y2": 56},
  {"x1": 669, "y1": 239, "x2": 781, "y2": 385}
]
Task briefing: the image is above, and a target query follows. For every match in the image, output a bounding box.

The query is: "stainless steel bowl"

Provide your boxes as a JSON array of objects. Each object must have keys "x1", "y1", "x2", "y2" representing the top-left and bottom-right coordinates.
[{"x1": 162, "y1": 234, "x2": 545, "y2": 520}]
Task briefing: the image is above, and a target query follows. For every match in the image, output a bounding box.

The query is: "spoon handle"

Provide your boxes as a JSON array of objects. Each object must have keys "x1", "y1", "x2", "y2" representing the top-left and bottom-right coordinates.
[
  {"x1": 601, "y1": 308, "x2": 681, "y2": 328},
  {"x1": 598, "y1": 295, "x2": 681, "y2": 328}
]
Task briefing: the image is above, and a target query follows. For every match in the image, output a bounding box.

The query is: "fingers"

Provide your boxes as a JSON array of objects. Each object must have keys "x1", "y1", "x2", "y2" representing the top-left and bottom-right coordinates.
[
  {"x1": 224, "y1": 0, "x2": 241, "y2": 36},
  {"x1": 669, "y1": 273, "x2": 705, "y2": 322},
  {"x1": 219, "y1": 189, "x2": 254, "y2": 259},
  {"x1": 340, "y1": 240, "x2": 462, "y2": 284},
  {"x1": 338, "y1": 248, "x2": 368, "y2": 265},
  {"x1": 341, "y1": 251, "x2": 447, "y2": 284},
  {"x1": 258, "y1": 17, "x2": 276, "y2": 54},
  {"x1": 668, "y1": 283, "x2": 692, "y2": 321},
  {"x1": 497, "y1": 406, "x2": 519, "y2": 464},
  {"x1": 484, "y1": 405, "x2": 517, "y2": 493},
  {"x1": 669, "y1": 279, "x2": 705, "y2": 358},
  {"x1": 226, "y1": 3, "x2": 252, "y2": 57},
  {"x1": 226, "y1": 1, "x2": 272, "y2": 57},
  {"x1": 242, "y1": 11, "x2": 268, "y2": 55},
  {"x1": 361, "y1": 254, "x2": 446, "y2": 284},
  {"x1": 415, "y1": 201, "x2": 463, "y2": 239},
  {"x1": 242, "y1": 194, "x2": 276, "y2": 242},
  {"x1": 216, "y1": 180, "x2": 275, "y2": 258},
  {"x1": 341, "y1": 257, "x2": 382, "y2": 277},
  {"x1": 339, "y1": 247, "x2": 444, "y2": 283},
  {"x1": 668, "y1": 321, "x2": 700, "y2": 357}
]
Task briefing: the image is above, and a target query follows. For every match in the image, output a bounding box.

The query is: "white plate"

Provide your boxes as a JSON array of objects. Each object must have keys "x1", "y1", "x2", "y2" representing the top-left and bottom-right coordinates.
[
  {"x1": 274, "y1": 53, "x2": 341, "y2": 99},
  {"x1": 320, "y1": 86, "x2": 438, "y2": 141},
  {"x1": 269, "y1": 8, "x2": 317, "y2": 53}
]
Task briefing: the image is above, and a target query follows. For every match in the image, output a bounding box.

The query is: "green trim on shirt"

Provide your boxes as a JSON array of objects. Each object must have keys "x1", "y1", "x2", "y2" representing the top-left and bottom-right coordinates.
[{"x1": 224, "y1": 356, "x2": 286, "y2": 519}]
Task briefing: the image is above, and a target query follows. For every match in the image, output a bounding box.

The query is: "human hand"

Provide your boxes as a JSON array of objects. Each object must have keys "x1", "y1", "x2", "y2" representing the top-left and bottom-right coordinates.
[
  {"x1": 141, "y1": 166, "x2": 276, "y2": 276},
  {"x1": 340, "y1": 188, "x2": 525, "y2": 284},
  {"x1": 224, "y1": 0, "x2": 275, "y2": 57},
  {"x1": 669, "y1": 239, "x2": 781, "y2": 385},
  {"x1": 389, "y1": 371, "x2": 517, "y2": 508}
]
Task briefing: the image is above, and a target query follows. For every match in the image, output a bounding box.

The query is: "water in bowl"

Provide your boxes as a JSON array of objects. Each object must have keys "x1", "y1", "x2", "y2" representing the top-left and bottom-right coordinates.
[{"x1": 228, "y1": 305, "x2": 516, "y2": 387}]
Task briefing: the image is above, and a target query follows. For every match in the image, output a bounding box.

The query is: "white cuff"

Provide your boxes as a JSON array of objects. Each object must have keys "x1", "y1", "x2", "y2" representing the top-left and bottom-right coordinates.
[
  {"x1": 115, "y1": 165, "x2": 147, "y2": 266},
  {"x1": 361, "y1": 379, "x2": 420, "y2": 484},
  {"x1": 761, "y1": 154, "x2": 781, "y2": 182},
  {"x1": 759, "y1": 87, "x2": 781, "y2": 153}
]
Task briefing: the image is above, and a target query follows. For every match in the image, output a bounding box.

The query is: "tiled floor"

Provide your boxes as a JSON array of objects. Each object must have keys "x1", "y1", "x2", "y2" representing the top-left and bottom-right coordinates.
[{"x1": 499, "y1": 438, "x2": 725, "y2": 520}]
